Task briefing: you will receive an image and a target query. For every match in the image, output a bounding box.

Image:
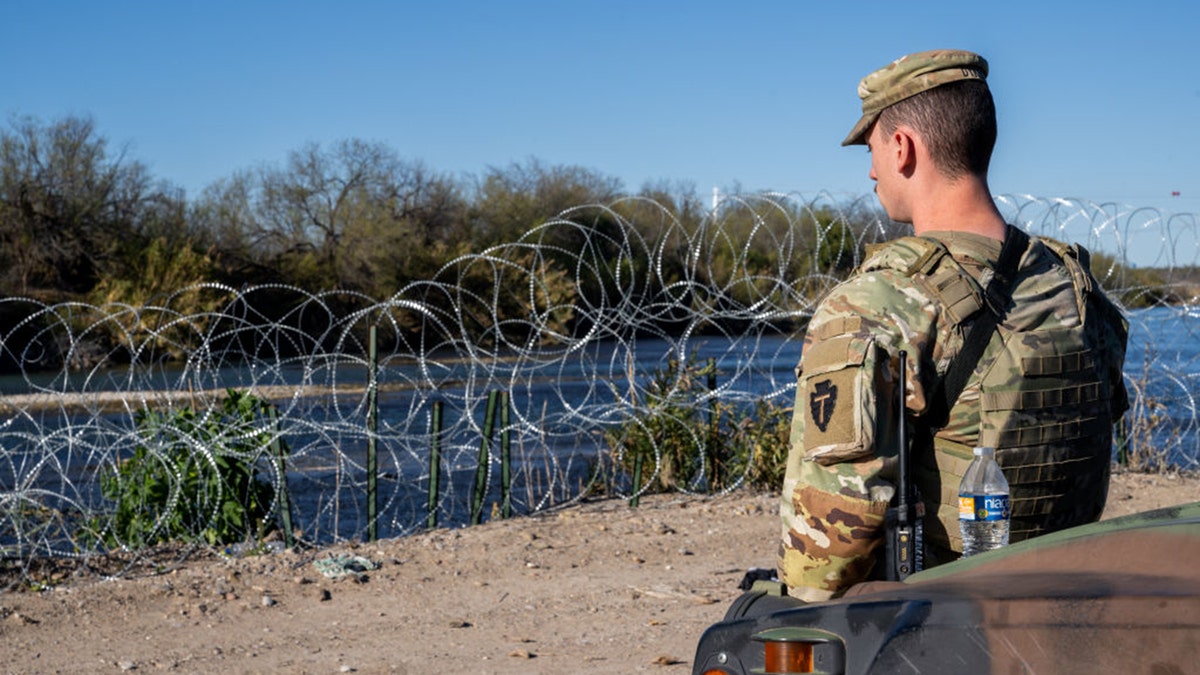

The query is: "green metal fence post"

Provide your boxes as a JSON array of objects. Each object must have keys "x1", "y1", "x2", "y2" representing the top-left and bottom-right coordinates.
[
  {"x1": 426, "y1": 399, "x2": 444, "y2": 530},
  {"x1": 367, "y1": 325, "x2": 379, "y2": 542},
  {"x1": 706, "y1": 357, "x2": 717, "y2": 491},
  {"x1": 266, "y1": 404, "x2": 295, "y2": 549},
  {"x1": 500, "y1": 390, "x2": 512, "y2": 519},
  {"x1": 471, "y1": 390, "x2": 499, "y2": 525},
  {"x1": 630, "y1": 450, "x2": 644, "y2": 508}
]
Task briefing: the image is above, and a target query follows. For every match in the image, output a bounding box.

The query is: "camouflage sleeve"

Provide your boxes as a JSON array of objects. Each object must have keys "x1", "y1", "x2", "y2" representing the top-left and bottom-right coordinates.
[{"x1": 778, "y1": 269, "x2": 934, "y2": 600}]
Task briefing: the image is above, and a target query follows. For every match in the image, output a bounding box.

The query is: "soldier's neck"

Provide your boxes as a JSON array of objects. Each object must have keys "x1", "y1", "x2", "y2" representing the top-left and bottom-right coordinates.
[{"x1": 910, "y1": 175, "x2": 1006, "y2": 241}]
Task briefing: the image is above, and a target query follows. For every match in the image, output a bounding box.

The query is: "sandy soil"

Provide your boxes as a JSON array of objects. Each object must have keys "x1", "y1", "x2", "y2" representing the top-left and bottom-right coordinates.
[{"x1": 1, "y1": 469, "x2": 1198, "y2": 675}]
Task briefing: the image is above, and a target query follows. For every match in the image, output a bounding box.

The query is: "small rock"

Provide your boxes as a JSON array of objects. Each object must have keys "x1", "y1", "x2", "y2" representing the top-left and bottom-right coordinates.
[
  {"x1": 261, "y1": 595, "x2": 276, "y2": 607},
  {"x1": 118, "y1": 660, "x2": 137, "y2": 671},
  {"x1": 339, "y1": 666, "x2": 356, "y2": 673},
  {"x1": 317, "y1": 589, "x2": 332, "y2": 602},
  {"x1": 508, "y1": 649, "x2": 536, "y2": 659},
  {"x1": 5, "y1": 611, "x2": 38, "y2": 625}
]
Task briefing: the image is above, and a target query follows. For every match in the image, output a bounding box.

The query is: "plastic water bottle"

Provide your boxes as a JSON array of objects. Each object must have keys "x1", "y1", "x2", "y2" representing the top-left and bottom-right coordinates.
[{"x1": 958, "y1": 446, "x2": 1010, "y2": 557}]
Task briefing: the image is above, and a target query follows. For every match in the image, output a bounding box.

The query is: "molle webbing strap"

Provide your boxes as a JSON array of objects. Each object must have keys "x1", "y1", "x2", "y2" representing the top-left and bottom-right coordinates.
[
  {"x1": 921, "y1": 267, "x2": 984, "y2": 325},
  {"x1": 809, "y1": 316, "x2": 864, "y2": 341},
  {"x1": 1021, "y1": 351, "x2": 1095, "y2": 376},
  {"x1": 989, "y1": 415, "x2": 1110, "y2": 448},
  {"x1": 907, "y1": 240, "x2": 950, "y2": 276},
  {"x1": 981, "y1": 382, "x2": 1103, "y2": 412},
  {"x1": 927, "y1": 225, "x2": 1031, "y2": 429}
]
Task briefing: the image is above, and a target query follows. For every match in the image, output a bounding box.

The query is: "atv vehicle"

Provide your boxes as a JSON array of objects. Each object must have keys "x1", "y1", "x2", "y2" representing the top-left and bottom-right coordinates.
[{"x1": 693, "y1": 502, "x2": 1200, "y2": 674}]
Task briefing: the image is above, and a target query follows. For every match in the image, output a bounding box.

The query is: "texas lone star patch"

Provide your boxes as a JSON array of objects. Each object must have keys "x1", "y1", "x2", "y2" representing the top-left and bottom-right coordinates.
[{"x1": 810, "y1": 379, "x2": 838, "y2": 432}]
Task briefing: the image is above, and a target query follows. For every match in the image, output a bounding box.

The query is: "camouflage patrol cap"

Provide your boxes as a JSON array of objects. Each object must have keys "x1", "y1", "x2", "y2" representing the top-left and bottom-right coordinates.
[{"x1": 842, "y1": 49, "x2": 989, "y2": 146}]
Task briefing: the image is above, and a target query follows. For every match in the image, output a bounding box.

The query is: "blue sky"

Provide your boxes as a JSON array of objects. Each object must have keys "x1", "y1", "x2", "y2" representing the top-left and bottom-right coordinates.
[{"x1": 4, "y1": 1, "x2": 1198, "y2": 216}]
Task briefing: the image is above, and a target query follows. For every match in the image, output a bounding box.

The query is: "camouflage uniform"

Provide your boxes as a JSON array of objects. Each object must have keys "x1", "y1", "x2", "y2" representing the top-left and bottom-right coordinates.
[
  {"x1": 779, "y1": 50, "x2": 1129, "y2": 600},
  {"x1": 778, "y1": 230, "x2": 1128, "y2": 600}
]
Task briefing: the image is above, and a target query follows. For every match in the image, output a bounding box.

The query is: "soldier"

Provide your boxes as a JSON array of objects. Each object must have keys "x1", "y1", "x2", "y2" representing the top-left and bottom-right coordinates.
[{"x1": 778, "y1": 50, "x2": 1129, "y2": 601}]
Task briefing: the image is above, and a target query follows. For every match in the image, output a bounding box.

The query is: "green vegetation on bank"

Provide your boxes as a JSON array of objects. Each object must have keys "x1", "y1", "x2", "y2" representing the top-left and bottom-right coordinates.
[
  {"x1": 83, "y1": 390, "x2": 289, "y2": 550},
  {"x1": 604, "y1": 354, "x2": 792, "y2": 495}
]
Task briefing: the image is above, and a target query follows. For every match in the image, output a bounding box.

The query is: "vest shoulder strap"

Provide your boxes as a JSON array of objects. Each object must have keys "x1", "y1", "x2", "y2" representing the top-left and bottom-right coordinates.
[
  {"x1": 861, "y1": 236, "x2": 951, "y2": 277},
  {"x1": 926, "y1": 226, "x2": 1031, "y2": 429},
  {"x1": 862, "y1": 236, "x2": 986, "y2": 325}
]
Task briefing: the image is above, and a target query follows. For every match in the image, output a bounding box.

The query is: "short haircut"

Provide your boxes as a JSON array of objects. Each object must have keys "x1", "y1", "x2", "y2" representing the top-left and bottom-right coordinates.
[{"x1": 876, "y1": 80, "x2": 997, "y2": 179}]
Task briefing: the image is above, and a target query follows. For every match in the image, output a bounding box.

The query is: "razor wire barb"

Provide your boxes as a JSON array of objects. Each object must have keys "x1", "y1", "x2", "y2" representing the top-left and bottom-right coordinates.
[{"x1": 0, "y1": 192, "x2": 1197, "y2": 575}]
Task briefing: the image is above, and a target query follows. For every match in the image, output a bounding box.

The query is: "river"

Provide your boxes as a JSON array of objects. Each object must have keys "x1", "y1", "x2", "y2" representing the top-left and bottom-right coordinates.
[{"x1": 1, "y1": 306, "x2": 1196, "y2": 546}]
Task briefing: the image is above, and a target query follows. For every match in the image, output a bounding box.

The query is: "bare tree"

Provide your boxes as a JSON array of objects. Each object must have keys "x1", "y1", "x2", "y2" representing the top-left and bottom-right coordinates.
[
  {"x1": 189, "y1": 139, "x2": 466, "y2": 297},
  {"x1": 0, "y1": 115, "x2": 168, "y2": 297}
]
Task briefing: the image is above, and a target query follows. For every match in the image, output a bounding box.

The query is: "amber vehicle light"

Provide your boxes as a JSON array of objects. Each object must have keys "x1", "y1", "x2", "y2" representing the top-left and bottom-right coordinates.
[
  {"x1": 751, "y1": 626, "x2": 842, "y2": 674},
  {"x1": 763, "y1": 639, "x2": 813, "y2": 673}
]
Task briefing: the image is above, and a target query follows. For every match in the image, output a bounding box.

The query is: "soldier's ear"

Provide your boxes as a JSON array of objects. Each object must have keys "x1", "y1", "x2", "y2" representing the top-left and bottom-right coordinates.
[{"x1": 893, "y1": 126, "x2": 919, "y2": 176}]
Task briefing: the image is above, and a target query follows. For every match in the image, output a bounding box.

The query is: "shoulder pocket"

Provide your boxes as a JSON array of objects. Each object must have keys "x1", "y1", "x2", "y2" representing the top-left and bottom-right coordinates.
[{"x1": 800, "y1": 334, "x2": 881, "y2": 465}]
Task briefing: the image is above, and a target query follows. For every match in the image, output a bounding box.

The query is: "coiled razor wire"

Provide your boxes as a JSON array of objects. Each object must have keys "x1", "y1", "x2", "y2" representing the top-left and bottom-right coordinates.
[{"x1": 0, "y1": 192, "x2": 1197, "y2": 575}]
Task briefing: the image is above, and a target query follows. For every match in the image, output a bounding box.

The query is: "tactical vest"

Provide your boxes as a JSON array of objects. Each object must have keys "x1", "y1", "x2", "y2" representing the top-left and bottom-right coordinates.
[{"x1": 861, "y1": 233, "x2": 1129, "y2": 558}]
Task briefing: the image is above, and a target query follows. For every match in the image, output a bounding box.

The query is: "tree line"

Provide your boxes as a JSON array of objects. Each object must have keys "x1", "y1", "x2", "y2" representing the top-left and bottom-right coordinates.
[
  {"x1": 1, "y1": 114, "x2": 1181, "y2": 370},
  {"x1": 0, "y1": 114, "x2": 888, "y2": 362},
  {"x1": 0, "y1": 114, "x2": 619, "y2": 302}
]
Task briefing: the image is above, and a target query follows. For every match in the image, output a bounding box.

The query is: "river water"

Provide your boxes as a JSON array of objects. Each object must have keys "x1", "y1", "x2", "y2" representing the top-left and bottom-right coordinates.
[{"x1": 1, "y1": 305, "x2": 1196, "y2": 545}]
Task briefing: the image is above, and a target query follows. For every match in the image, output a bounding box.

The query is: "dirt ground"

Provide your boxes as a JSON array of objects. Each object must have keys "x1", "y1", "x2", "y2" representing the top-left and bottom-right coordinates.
[{"x1": 1, "y1": 469, "x2": 1198, "y2": 675}]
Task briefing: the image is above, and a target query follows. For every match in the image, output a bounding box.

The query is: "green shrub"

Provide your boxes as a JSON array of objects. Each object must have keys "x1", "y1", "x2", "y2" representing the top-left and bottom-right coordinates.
[
  {"x1": 87, "y1": 389, "x2": 288, "y2": 549},
  {"x1": 605, "y1": 354, "x2": 711, "y2": 492},
  {"x1": 605, "y1": 354, "x2": 792, "y2": 494},
  {"x1": 735, "y1": 398, "x2": 793, "y2": 491}
]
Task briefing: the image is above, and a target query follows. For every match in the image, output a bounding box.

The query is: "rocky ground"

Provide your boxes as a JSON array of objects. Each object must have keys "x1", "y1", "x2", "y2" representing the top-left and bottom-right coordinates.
[{"x1": 1, "y1": 469, "x2": 1198, "y2": 674}]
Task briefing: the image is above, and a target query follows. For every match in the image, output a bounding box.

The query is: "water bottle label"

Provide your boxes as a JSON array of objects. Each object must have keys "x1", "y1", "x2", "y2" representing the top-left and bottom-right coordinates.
[{"x1": 958, "y1": 493, "x2": 1010, "y2": 521}]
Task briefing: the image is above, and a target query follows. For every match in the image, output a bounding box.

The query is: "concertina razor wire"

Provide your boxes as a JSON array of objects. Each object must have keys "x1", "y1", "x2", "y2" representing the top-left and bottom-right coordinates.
[{"x1": 0, "y1": 192, "x2": 1196, "y2": 574}]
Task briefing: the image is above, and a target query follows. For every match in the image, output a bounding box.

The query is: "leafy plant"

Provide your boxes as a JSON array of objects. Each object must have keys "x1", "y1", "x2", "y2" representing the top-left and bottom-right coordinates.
[
  {"x1": 86, "y1": 237, "x2": 219, "y2": 361},
  {"x1": 605, "y1": 354, "x2": 712, "y2": 493},
  {"x1": 734, "y1": 397, "x2": 794, "y2": 491},
  {"x1": 605, "y1": 353, "x2": 793, "y2": 494},
  {"x1": 86, "y1": 389, "x2": 288, "y2": 549}
]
